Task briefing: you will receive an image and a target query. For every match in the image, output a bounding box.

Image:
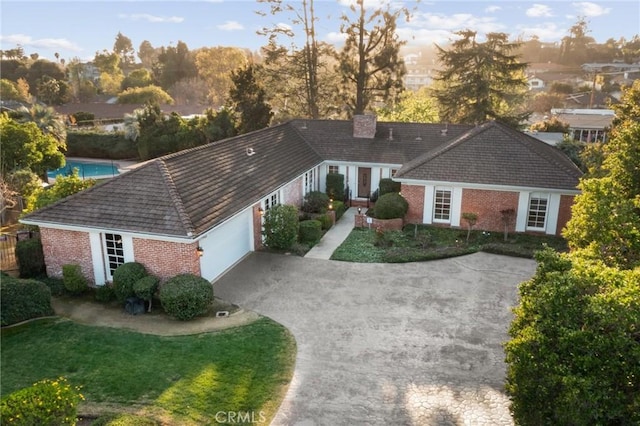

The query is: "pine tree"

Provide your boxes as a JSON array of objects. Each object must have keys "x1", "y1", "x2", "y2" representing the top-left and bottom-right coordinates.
[{"x1": 228, "y1": 64, "x2": 273, "y2": 134}]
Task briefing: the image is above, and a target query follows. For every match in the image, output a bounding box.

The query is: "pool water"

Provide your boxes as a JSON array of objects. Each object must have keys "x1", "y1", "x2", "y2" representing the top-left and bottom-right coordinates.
[{"x1": 48, "y1": 161, "x2": 119, "y2": 179}]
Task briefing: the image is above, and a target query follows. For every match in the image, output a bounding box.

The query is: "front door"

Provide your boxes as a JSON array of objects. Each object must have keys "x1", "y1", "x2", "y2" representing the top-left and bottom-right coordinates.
[{"x1": 358, "y1": 167, "x2": 371, "y2": 198}]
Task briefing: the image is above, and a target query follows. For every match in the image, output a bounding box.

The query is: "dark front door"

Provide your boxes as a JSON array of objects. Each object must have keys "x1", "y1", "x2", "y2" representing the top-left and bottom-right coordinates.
[{"x1": 358, "y1": 167, "x2": 371, "y2": 198}]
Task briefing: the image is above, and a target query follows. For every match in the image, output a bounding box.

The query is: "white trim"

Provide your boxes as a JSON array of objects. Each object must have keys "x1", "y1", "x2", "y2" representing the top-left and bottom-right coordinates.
[
  {"x1": 394, "y1": 178, "x2": 579, "y2": 195},
  {"x1": 516, "y1": 192, "x2": 529, "y2": 232},
  {"x1": 423, "y1": 185, "x2": 435, "y2": 224},
  {"x1": 122, "y1": 235, "x2": 134, "y2": 262},
  {"x1": 322, "y1": 160, "x2": 402, "y2": 169},
  {"x1": 451, "y1": 187, "x2": 463, "y2": 227},
  {"x1": 546, "y1": 193, "x2": 561, "y2": 235},
  {"x1": 89, "y1": 233, "x2": 105, "y2": 286}
]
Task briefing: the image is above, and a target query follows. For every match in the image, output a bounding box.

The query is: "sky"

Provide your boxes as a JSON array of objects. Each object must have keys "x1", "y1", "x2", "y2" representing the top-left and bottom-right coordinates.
[{"x1": 1, "y1": 0, "x2": 639, "y2": 62}]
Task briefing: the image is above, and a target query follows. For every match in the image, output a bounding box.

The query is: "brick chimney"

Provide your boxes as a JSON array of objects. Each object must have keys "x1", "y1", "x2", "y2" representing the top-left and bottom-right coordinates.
[{"x1": 353, "y1": 114, "x2": 377, "y2": 139}]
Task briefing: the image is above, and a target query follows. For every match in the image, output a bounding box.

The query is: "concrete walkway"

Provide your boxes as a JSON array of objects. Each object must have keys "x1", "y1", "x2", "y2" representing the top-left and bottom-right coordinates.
[{"x1": 305, "y1": 207, "x2": 365, "y2": 259}]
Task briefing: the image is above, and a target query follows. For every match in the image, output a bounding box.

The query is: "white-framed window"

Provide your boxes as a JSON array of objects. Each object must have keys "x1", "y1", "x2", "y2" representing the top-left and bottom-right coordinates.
[
  {"x1": 303, "y1": 169, "x2": 315, "y2": 195},
  {"x1": 103, "y1": 233, "x2": 124, "y2": 280},
  {"x1": 433, "y1": 188, "x2": 452, "y2": 222},
  {"x1": 263, "y1": 191, "x2": 280, "y2": 212},
  {"x1": 527, "y1": 193, "x2": 548, "y2": 230},
  {"x1": 328, "y1": 165, "x2": 339, "y2": 175},
  {"x1": 391, "y1": 169, "x2": 398, "y2": 177}
]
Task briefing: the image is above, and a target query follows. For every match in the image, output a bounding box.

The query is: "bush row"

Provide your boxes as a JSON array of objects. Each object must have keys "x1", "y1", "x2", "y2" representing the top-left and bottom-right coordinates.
[
  {"x1": 0, "y1": 275, "x2": 54, "y2": 326},
  {"x1": 66, "y1": 130, "x2": 138, "y2": 159}
]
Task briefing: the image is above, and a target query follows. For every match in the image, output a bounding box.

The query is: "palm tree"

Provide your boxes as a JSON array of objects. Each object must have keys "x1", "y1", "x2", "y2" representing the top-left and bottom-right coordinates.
[{"x1": 16, "y1": 104, "x2": 67, "y2": 147}]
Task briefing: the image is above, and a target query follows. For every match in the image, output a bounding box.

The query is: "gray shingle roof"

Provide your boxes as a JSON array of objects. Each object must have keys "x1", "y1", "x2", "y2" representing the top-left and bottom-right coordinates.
[
  {"x1": 23, "y1": 119, "x2": 582, "y2": 237},
  {"x1": 395, "y1": 121, "x2": 583, "y2": 190}
]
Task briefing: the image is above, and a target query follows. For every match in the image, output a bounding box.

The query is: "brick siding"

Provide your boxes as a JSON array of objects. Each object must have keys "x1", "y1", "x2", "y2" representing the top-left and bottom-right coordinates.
[
  {"x1": 283, "y1": 177, "x2": 303, "y2": 205},
  {"x1": 40, "y1": 228, "x2": 94, "y2": 283},
  {"x1": 401, "y1": 184, "x2": 425, "y2": 224},
  {"x1": 556, "y1": 194, "x2": 575, "y2": 236},
  {"x1": 460, "y1": 189, "x2": 519, "y2": 233},
  {"x1": 132, "y1": 238, "x2": 200, "y2": 281},
  {"x1": 253, "y1": 204, "x2": 264, "y2": 250}
]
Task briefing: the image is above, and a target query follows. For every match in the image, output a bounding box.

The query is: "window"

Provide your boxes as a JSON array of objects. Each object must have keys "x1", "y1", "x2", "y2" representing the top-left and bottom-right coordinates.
[
  {"x1": 263, "y1": 191, "x2": 280, "y2": 212},
  {"x1": 103, "y1": 233, "x2": 124, "y2": 278},
  {"x1": 527, "y1": 193, "x2": 548, "y2": 230},
  {"x1": 328, "y1": 165, "x2": 339, "y2": 175},
  {"x1": 391, "y1": 169, "x2": 398, "y2": 178},
  {"x1": 304, "y1": 169, "x2": 315, "y2": 195},
  {"x1": 433, "y1": 189, "x2": 452, "y2": 222}
]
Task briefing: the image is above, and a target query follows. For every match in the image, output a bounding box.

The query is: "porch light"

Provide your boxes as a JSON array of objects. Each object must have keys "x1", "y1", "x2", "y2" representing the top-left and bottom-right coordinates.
[
  {"x1": 358, "y1": 207, "x2": 362, "y2": 215},
  {"x1": 196, "y1": 246, "x2": 204, "y2": 257},
  {"x1": 328, "y1": 198, "x2": 333, "y2": 210},
  {"x1": 258, "y1": 207, "x2": 264, "y2": 216}
]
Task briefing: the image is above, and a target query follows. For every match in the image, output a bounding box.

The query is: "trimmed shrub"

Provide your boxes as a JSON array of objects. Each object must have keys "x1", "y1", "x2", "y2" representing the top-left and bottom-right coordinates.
[
  {"x1": 299, "y1": 220, "x2": 322, "y2": 244},
  {"x1": 0, "y1": 377, "x2": 84, "y2": 426},
  {"x1": 369, "y1": 188, "x2": 379, "y2": 202},
  {"x1": 112, "y1": 262, "x2": 148, "y2": 302},
  {"x1": 374, "y1": 192, "x2": 409, "y2": 219},
  {"x1": 15, "y1": 237, "x2": 46, "y2": 278},
  {"x1": 333, "y1": 200, "x2": 346, "y2": 221},
  {"x1": 302, "y1": 191, "x2": 330, "y2": 214},
  {"x1": 39, "y1": 277, "x2": 65, "y2": 296},
  {"x1": 71, "y1": 111, "x2": 95, "y2": 126},
  {"x1": 326, "y1": 173, "x2": 345, "y2": 201},
  {"x1": 263, "y1": 204, "x2": 300, "y2": 250},
  {"x1": 160, "y1": 274, "x2": 213, "y2": 321},
  {"x1": 62, "y1": 264, "x2": 88, "y2": 294},
  {"x1": 94, "y1": 284, "x2": 116, "y2": 303},
  {"x1": 0, "y1": 276, "x2": 53, "y2": 326},
  {"x1": 117, "y1": 85, "x2": 173, "y2": 105},
  {"x1": 317, "y1": 214, "x2": 333, "y2": 230},
  {"x1": 134, "y1": 275, "x2": 159, "y2": 312},
  {"x1": 66, "y1": 130, "x2": 138, "y2": 160},
  {"x1": 379, "y1": 178, "x2": 401, "y2": 196}
]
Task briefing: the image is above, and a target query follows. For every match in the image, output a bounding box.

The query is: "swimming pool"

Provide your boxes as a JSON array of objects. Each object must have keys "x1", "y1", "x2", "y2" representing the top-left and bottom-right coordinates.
[{"x1": 48, "y1": 161, "x2": 120, "y2": 179}]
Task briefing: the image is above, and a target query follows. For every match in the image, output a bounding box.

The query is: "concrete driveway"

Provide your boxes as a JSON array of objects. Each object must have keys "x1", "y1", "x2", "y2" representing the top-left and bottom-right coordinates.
[{"x1": 214, "y1": 252, "x2": 536, "y2": 425}]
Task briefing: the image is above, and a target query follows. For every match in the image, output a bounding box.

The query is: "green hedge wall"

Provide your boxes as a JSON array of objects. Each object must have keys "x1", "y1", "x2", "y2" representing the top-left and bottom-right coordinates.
[
  {"x1": 299, "y1": 220, "x2": 322, "y2": 244},
  {"x1": 1, "y1": 276, "x2": 53, "y2": 326},
  {"x1": 66, "y1": 131, "x2": 138, "y2": 160}
]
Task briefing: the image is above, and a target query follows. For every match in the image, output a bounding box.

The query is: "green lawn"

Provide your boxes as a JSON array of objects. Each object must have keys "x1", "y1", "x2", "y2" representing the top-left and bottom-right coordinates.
[
  {"x1": 331, "y1": 225, "x2": 568, "y2": 263},
  {"x1": 1, "y1": 317, "x2": 296, "y2": 425}
]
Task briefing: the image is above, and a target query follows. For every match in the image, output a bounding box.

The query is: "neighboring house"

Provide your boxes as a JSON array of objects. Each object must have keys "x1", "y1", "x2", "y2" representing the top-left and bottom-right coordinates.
[
  {"x1": 551, "y1": 108, "x2": 615, "y2": 142},
  {"x1": 21, "y1": 117, "x2": 582, "y2": 285},
  {"x1": 527, "y1": 76, "x2": 546, "y2": 90}
]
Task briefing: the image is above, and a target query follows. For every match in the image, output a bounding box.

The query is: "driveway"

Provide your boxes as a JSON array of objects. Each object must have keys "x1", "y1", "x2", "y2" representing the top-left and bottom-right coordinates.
[{"x1": 214, "y1": 252, "x2": 536, "y2": 425}]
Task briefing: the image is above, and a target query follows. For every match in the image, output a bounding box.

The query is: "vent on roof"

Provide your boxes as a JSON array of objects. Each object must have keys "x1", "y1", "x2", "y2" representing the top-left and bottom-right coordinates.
[
  {"x1": 440, "y1": 128, "x2": 448, "y2": 136},
  {"x1": 415, "y1": 136, "x2": 422, "y2": 141},
  {"x1": 388, "y1": 128, "x2": 393, "y2": 141},
  {"x1": 300, "y1": 121, "x2": 308, "y2": 129},
  {"x1": 246, "y1": 147, "x2": 255, "y2": 156}
]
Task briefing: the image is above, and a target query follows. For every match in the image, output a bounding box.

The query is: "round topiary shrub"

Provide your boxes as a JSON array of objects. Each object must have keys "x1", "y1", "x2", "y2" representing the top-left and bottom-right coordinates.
[
  {"x1": 134, "y1": 275, "x2": 159, "y2": 312},
  {"x1": 62, "y1": 264, "x2": 88, "y2": 295},
  {"x1": 299, "y1": 220, "x2": 322, "y2": 244},
  {"x1": 374, "y1": 192, "x2": 409, "y2": 219},
  {"x1": 159, "y1": 274, "x2": 213, "y2": 321},
  {"x1": 1, "y1": 276, "x2": 53, "y2": 326},
  {"x1": 302, "y1": 191, "x2": 330, "y2": 213},
  {"x1": 112, "y1": 262, "x2": 148, "y2": 302}
]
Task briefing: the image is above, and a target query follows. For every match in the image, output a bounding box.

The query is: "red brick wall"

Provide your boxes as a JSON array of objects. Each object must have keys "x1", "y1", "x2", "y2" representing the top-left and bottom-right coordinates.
[
  {"x1": 556, "y1": 194, "x2": 575, "y2": 236},
  {"x1": 40, "y1": 228, "x2": 94, "y2": 282},
  {"x1": 401, "y1": 184, "x2": 425, "y2": 224},
  {"x1": 354, "y1": 214, "x2": 403, "y2": 231},
  {"x1": 252, "y1": 203, "x2": 264, "y2": 250},
  {"x1": 460, "y1": 189, "x2": 519, "y2": 233},
  {"x1": 132, "y1": 238, "x2": 200, "y2": 281}
]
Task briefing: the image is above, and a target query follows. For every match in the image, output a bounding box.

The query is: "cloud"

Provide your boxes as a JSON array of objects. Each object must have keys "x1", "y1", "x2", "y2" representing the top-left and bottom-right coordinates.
[
  {"x1": 407, "y1": 12, "x2": 505, "y2": 33},
  {"x1": 572, "y1": 2, "x2": 611, "y2": 17},
  {"x1": 526, "y1": 4, "x2": 553, "y2": 17},
  {"x1": 118, "y1": 13, "x2": 184, "y2": 23},
  {"x1": 0, "y1": 34, "x2": 82, "y2": 51},
  {"x1": 325, "y1": 31, "x2": 348, "y2": 45},
  {"x1": 217, "y1": 21, "x2": 243, "y2": 31},
  {"x1": 515, "y1": 22, "x2": 566, "y2": 42},
  {"x1": 485, "y1": 5, "x2": 501, "y2": 13}
]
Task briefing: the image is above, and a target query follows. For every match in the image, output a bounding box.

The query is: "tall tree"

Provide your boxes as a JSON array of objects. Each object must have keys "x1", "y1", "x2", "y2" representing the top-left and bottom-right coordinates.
[
  {"x1": 432, "y1": 30, "x2": 529, "y2": 127},
  {"x1": 113, "y1": 32, "x2": 135, "y2": 69},
  {"x1": 194, "y1": 47, "x2": 249, "y2": 108},
  {"x1": 153, "y1": 41, "x2": 197, "y2": 90},
  {"x1": 138, "y1": 40, "x2": 159, "y2": 69},
  {"x1": 228, "y1": 64, "x2": 273, "y2": 134},
  {"x1": 563, "y1": 80, "x2": 640, "y2": 269},
  {"x1": 16, "y1": 104, "x2": 67, "y2": 146},
  {"x1": 337, "y1": 0, "x2": 407, "y2": 116},
  {"x1": 375, "y1": 87, "x2": 439, "y2": 123},
  {"x1": 558, "y1": 17, "x2": 595, "y2": 66},
  {"x1": 257, "y1": 0, "x2": 322, "y2": 118}
]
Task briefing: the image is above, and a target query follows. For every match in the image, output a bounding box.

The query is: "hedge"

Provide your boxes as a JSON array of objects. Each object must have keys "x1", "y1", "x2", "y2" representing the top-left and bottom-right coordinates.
[
  {"x1": 263, "y1": 204, "x2": 300, "y2": 250},
  {"x1": 66, "y1": 130, "x2": 138, "y2": 159},
  {"x1": 326, "y1": 173, "x2": 345, "y2": 201},
  {"x1": 378, "y1": 178, "x2": 401, "y2": 196},
  {"x1": 374, "y1": 192, "x2": 408, "y2": 219},
  {"x1": 160, "y1": 274, "x2": 213, "y2": 321},
  {"x1": 1, "y1": 276, "x2": 53, "y2": 326},
  {"x1": 15, "y1": 238, "x2": 46, "y2": 278},
  {"x1": 302, "y1": 191, "x2": 329, "y2": 214},
  {"x1": 299, "y1": 220, "x2": 322, "y2": 244},
  {"x1": 62, "y1": 264, "x2": 88, "y2": 294}
]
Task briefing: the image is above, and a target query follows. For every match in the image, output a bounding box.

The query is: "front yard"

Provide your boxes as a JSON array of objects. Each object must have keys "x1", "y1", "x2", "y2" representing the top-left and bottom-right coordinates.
[
  {"x1": 1, "y1": 317, "x2": 296, "y2": 425},
  {"x1": 331, "y1": 224, "x2": 568, "y2": 262}
]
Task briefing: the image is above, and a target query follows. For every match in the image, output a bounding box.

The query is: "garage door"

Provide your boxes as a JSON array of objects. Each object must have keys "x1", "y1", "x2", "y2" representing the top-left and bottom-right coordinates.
[{"x1": 199, "y1": 208, "x2": 253, "y2": 282}]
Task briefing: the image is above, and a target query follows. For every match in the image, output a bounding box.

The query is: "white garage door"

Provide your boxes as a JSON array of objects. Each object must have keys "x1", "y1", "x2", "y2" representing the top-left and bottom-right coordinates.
[{"x1": 199, "y1": 209, "x2": 253, "y2": 282}]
